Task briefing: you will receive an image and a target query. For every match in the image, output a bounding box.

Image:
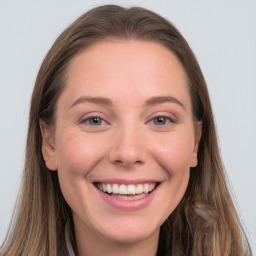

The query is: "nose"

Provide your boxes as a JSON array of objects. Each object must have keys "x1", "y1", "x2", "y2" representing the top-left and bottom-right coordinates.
[{"x1": 108, "y1": 125, "x2": 147, "y2": 167}]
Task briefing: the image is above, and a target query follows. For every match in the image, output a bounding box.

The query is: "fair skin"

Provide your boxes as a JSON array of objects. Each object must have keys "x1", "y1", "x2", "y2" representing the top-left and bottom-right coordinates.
[{"x1": 40, "y1": 40, "x2": 201, "y2": 256}]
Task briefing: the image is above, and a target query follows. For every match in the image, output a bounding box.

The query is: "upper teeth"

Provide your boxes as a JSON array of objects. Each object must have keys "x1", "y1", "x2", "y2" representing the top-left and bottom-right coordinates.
[{"x1": 97, "y1": 183, "x2": 156, "y2": 195}]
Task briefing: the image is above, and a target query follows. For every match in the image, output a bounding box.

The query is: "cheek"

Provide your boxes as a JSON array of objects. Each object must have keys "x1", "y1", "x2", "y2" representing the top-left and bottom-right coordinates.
[
  {"x1": 55, "y1": 129, "x2": 106, "y2": 176},
  {"x1": 152, "y1": 132, "x2": 193, "y2": 212},
  {"x1": 152, "y1": 130, "x2": 195, "y2": 173},
  {"x1": 54, "y1": 130, "x2": 103, "y2": 215}
]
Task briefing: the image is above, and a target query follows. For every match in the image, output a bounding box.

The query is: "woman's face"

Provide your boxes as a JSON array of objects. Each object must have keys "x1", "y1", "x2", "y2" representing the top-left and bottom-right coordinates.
[{"x1": 41, "y1": 40, "x2": 201, "y2": 245}]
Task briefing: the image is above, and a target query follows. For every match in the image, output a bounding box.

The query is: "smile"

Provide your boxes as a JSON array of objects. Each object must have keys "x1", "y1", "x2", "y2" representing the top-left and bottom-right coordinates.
[
  {"x1": 96, "y1": 182, "x2": 156, "y2": 195},
  {"x1": 94, "y1": 182, "x2": 160, "y2": 209}
]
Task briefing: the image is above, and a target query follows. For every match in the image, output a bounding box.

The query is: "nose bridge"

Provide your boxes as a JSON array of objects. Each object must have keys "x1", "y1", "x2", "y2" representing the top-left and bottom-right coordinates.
[{"x1": 109, "y1": 121, "x2": 146, "y2": 166}]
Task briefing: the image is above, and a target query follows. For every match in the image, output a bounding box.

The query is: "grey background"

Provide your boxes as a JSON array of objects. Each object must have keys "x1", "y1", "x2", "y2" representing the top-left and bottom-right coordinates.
[{"x1": 0, "y1": 0, "x2": 255, "y2": 253}]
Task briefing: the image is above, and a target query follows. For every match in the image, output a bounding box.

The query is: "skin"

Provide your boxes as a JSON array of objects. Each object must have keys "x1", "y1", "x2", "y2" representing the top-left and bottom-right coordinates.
[{"x1": 40, "y1": 40, "x2": 201, "y2": 256}]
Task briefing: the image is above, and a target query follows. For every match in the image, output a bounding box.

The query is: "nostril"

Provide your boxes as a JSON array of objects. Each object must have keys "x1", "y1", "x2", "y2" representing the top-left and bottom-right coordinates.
[{"x1": 113, "y1": 159, "x2": 144, "y2": 166}]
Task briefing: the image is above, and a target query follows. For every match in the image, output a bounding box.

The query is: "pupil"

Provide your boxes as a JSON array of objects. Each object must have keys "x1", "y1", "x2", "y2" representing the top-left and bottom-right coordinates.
[
  {"x1": 154, "y1": 117, "x2": 166, "y2": 125},
  {"x1": 158, "y1": 117, "x2": 164, "y2": 123},
  {"x1": 90, "y1": 117, "x2": 101, "y2": 125}
]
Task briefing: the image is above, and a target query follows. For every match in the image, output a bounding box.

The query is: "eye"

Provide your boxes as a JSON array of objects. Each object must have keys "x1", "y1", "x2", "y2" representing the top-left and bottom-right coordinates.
[
  {"x1": 150, "y1": 116, "x2": 175, "y2": 126},
  {"x1": 82, "y1": 116, "x2": 106, "y2": 126}
]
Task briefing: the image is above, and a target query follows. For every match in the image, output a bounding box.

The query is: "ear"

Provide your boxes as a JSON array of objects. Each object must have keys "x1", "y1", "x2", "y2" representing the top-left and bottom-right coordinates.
[
  {"x1": 190, "y1": 121, "x2": 202, "y2": 167},
  {"x1": 39, "y1": 119, "x2": 58, "y2": 171}
]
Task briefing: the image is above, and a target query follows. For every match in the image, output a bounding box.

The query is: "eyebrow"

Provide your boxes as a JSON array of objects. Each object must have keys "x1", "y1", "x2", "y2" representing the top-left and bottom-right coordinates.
[
  {"x1": 70, "y1": 96, "x2": 113, "y2": 109},
  {"x1": 69, "y1": 95, "x2": 185, "y2": 110},
  {"x1": 144, "y1": 96, "x2": 185, "y2": 110}
]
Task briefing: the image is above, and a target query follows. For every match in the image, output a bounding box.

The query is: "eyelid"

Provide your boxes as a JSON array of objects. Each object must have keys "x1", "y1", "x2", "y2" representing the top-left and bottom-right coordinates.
[
  {"x1": 78, "y1": 112, "x2": 109, "y2": 125},
  {"x1": 147, "y1": 117, "x2": 176, "y2": 127},
  {"x1": 146, "y1": 112, "x2": 178, "y2": 124},
  {"x1": 84, "y1": 117, "x2": 106, "y2": 126}
]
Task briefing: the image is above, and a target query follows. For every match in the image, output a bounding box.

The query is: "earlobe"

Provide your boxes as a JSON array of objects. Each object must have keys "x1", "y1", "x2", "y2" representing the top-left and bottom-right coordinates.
[
  {"x1": 39, "y1": 119, "x2": 58, "y2": 171},
  {"x1": 190, "y1": 121, "x2": 202, "y2": 167}
]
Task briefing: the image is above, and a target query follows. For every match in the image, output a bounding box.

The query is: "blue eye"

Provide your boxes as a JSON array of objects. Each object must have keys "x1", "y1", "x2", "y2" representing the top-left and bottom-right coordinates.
[
  {"x1": 152, "y1": 116, "x2": 173, "y2": 126},
  {"x1": 85, "y1": 117, "x2": 104, "y2": 126}
]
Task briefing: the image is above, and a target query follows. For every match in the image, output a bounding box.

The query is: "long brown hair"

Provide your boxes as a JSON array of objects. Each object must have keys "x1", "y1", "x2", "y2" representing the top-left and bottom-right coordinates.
[{"x1": 0, "y1": 5, "x2": 252, "y2": 256}]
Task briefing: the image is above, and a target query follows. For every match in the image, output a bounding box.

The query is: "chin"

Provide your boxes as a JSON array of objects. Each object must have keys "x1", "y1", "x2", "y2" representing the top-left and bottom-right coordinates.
[{"x1": 100, "y1": 225, "x2": 159, "y2": 245}]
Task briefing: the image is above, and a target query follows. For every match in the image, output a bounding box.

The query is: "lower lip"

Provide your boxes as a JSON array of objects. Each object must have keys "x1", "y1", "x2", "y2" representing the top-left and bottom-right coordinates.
[{"x1": 95, "y1": 184, "x2": 160, "y2": 211}]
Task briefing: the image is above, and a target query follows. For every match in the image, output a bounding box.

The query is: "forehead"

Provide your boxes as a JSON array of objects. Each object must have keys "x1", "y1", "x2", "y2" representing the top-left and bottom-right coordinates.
[{"x1": 61, "y1": 40, "x2": 191, "y2": 111}]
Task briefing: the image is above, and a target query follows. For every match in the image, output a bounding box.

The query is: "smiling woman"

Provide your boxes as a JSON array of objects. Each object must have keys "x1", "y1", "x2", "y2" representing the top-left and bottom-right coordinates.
[
  {"x1": 0, "y1": 4, "x2": 252, "y2": 256},
  {"x1": 40, "y1": 40, "x2": 200, "y2": 253}
]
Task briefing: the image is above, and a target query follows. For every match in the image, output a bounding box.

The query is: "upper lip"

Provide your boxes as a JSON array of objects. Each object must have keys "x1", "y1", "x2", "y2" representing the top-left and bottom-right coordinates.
[{"x1": 93, "y1": 179, "x2": 162, "y2": 185}]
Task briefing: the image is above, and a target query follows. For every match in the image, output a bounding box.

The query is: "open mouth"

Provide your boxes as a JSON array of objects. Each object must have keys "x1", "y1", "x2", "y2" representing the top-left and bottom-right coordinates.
[{"x1": 94, "y1": 182, "x2": 159, "y2": 201}]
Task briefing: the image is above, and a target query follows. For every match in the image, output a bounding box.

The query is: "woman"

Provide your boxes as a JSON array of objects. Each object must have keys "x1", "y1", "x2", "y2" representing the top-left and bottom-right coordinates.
[{"x1": 0, "y1": 5, "x2": 252, "y2": 256}]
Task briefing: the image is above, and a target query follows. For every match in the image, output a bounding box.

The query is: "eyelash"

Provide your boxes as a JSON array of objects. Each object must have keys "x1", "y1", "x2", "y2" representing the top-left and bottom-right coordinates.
[
  {"x1": 80, "y1": 115, "x2": 176, "y2": 127},
  {"x1": 148, "y1": 116, "x2": 176, "y2": 126},
  {"x1": 80, "y1": 116, "x2": 107, "y2": 126}
]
